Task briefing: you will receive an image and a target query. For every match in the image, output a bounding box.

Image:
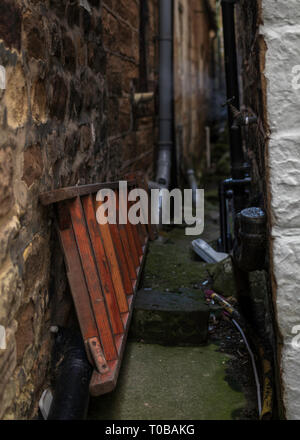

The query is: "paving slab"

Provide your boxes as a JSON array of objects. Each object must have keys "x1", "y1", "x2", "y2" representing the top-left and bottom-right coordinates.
[
  {"x1": 88, "y1": 342, "x2": 248, "y2": 420},
  {"x1": 130, "y1": 289, "x2": 209, "y2": 345}
]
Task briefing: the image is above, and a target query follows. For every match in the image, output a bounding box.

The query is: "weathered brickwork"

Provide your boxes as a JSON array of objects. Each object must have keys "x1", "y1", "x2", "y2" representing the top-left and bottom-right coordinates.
[
  {"x1": 0, "y1": 0, "x2": 158, "y2": 419},
  {"x1": 174, "y1": 0, "x2": 217, "y2": 168}
]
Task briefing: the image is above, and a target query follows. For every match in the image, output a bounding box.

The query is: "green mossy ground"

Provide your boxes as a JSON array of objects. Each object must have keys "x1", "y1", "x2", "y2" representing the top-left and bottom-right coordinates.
[
  {"x1": 142, "y1": 226, "x2": 209, "y2": 293},
  {"x1": 88, "y1": 342, "x2": 247, "y2": 420}
]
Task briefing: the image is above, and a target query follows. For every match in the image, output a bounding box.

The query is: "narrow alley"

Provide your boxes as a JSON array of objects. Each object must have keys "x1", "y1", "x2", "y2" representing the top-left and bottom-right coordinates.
[{"x1": 0, "y1": 0, "x2": 300, "y2": 424}]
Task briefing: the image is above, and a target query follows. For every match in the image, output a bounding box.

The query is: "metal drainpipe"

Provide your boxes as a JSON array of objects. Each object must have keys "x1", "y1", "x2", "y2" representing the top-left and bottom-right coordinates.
[
  {"x1": 221, "y1": 0, "x2": 245, "y2": 181},
  {"x1": 218, "y1": 0, "x2": 252, "y2": 252},
  {"x1": 156, "y1": 0, "x2": 174, "y2": 189},
  {"x1": 47, "y1": 329, "x2": 93, "y2": 420}
]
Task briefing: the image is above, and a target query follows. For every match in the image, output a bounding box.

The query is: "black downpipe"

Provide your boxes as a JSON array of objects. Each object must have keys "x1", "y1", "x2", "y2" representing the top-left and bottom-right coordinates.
[
  {"x1": 219, "y1": 0, "x2": 251, "y2": 252},
  {"x1": 221, "y1": 0, "x2": 245, "y2": 178},
  {"x1": 48, "y1": 329, "x2": 93, "y2": 420},
  {"x1": 139, "y1": 0, "x2": 149, "y2": 92},
  {"x1": 219, "y1": 177, "x2": 251, "y2": 252},
  {"x1": 156, "y1": 0, "x2": 174, "y2": 189}
]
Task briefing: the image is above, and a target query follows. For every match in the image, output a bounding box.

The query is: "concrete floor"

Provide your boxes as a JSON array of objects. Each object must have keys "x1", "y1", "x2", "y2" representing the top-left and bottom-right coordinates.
[{"x1": 88, "y1": 341, "x2": 248, "y2": 420}]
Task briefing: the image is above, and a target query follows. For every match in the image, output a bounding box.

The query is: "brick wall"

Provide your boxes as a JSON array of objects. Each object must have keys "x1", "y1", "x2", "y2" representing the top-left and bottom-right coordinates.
[
  {"x1": 174, "y1": 0, "x2": 217, "y2": 170},
  {"x1": 0, "y1": 0, "x2": 158, "y2": 419}
]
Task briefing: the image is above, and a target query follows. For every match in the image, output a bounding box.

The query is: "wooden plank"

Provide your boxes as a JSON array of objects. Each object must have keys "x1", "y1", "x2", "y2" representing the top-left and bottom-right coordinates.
[
  {"x1": 82, "y1": 195, "x2": 124, "y2": 336},
  {"x1": 131, "y1": 180, "x2": 148, "y2": 243},
  {"x1": 118, "y1": 190, "x2": 140, "y2": 269},
  {"x1": 89, "y1": 240, "x2": 149, "y2": 396},
  {"x1": 39, "y1": 179, "x2": 137, "y2": 206},
  {"x1": 136, "y1": 174, "x2": 158, "y2": 241},
  {"x1": 118, "y1": 224, "x2": 137, "y2": 282},
  {"x1": 126, "y1": 221, "x2": 141, "y2": 269},
  {"x1": 69, "y1": 197, "x2": 117, "y2": 362},
  {"x1": 59, "y1": 225, "x2": 99, "y2": 343},
  {"x1": 118, "y1": 190, "x2": 140, "y2": 270},
  {"x1": 127, "y1": 199, "x2": 144, "y2": 259},
  {"x1": 109, "y1": 191, "x2": 133, "y2": 295},
  {"x1": 94, "y1": 198, "x2": 129, "y2": 314}
]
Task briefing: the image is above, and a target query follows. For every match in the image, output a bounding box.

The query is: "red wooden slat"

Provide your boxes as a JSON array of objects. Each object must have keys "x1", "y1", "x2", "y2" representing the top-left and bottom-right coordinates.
[
  {"x1": 136, "y1": 174, "x2": 158, "y2": 241},
  {"x1": 118, "y1": 189, "x2": 140, "y2": 270},
  {"x1": 69, "y1": 197, "x2": 117, "y2": 362},
  {"x1": 125, "y1": 218, "x2": 140, "y2": 269},
  {"x1": 127, "y1": 199, "x2": 143, "y2": 259},
  {"x1": 118, "y1": 224, "x2": 137, "y2": 282},
  {"x1": 131, "y1": 182, "x2": 148, "y2": 243},
  {"x1": 109, "y1": 191, "x2": 133, "y2": 295},
  {"x1": 82, "y1": 195, "x2": 124, "y2": 335},
  {"x1": 59, "y1": 226, "x2": 99, "y2": 342},
  {"x1": 94, "y1": 198, "x2": 129, "y2": 314}
]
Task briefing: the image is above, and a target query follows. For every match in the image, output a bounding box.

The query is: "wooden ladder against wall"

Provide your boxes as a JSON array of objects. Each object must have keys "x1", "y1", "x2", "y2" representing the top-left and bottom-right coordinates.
[{"x1": 40, "y1": 176, "x2": 157, "y2": 396}]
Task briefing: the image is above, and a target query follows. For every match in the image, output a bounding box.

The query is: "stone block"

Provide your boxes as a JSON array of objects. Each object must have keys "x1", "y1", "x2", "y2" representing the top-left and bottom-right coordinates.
[
  {"x1": 0, "y1": 147, "x2": 13, "y2": 217},
  {"x1": 263, "y1": 1, "x2": 300, "y2": 25},
  {"x1": 0, "y1": 1, "x2": 21, "y2": 51},
  {"x1": 263, "y1": 26, "x2": 300, "y2": 133},
  {"x1": 31, "y1": 80, "x2": 48, "y2": 125},
  {"x1": 22, "y1": 144, "x2": 44, "y2": 188},
  {"x1": 49, "y1": 74, "x2": 68, "y2": 121},
  {"x1": 22, "y1": 234, "x2": 50, "y2": 302},
  {"x1": 269, "y1": 133, "x2": 300, "y2": 229},
  {"x1": 23, "y1": 12, "x2": 46, "y2": 61},
  {"x1": 0, "y1": 265, "x2": 22, "y2": 328},
  {"x1": 0, "y1": 216, "x2": 20, "y2": 266},
  {"x1": 130, "y1": 289, "x2": 209, "y2": 346},
  {"x1": 4, "y1": 64, "x2": 28, "y2": 129},
  {"x1": 207, "y1": 257, "x2": 237, "y2": 298},
  {"x1": 63, "y1": 36, "x2": 76, "y2": 73}
]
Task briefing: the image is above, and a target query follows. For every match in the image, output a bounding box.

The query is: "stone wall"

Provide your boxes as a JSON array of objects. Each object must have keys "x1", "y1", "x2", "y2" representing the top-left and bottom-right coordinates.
[
  {"x1": 260, "y1": 0, "x2": 300, "y2": 420},
  {"x1": 174, "y1": 0, "x2": 217, "y2": 170},
  {"x1": 0, "y1": 0, "x2": 158, "y2": 419},
  {"x1": 237, "y1": 0, "x2": 300, "y2": 419}
]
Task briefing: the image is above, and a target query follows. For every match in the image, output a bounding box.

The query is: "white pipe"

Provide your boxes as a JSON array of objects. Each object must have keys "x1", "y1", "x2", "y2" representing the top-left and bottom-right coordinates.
[{"x1": 134, "y1": 92, "x2": 154, "y2": 105}]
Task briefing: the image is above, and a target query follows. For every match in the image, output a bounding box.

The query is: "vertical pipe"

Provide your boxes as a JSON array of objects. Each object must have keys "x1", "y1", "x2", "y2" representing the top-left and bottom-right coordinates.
[
  {"x1": 219, "y1": 181, "x2": 229, "y2": 252},
  {"x1": 205, "y1": 126, "x2": 211, "y2": 169},
  {"x1": 139, "y1": 0, "x2": 149, "y2": 92},
  {"x1": 156, "y1": 0, "x2": 174, "y2": 188},
  {"x1": 221, "y1": 0, "x2": 244, "y2": 179}
]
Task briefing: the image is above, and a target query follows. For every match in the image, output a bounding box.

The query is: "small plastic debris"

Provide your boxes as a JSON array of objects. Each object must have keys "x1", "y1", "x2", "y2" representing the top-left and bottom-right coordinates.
[
  {"x1": 39, "y1": 389, "x2": 53, "y2": 420},
  {"x1": 50, "y1": 326, "x2": 59, "y2": 334},
  {"x1": 191, "y1": 239, "x2": 228, "y2": 263},
  {"x1": 0, "y1": 326, "x2": 6, "y2": 350}
]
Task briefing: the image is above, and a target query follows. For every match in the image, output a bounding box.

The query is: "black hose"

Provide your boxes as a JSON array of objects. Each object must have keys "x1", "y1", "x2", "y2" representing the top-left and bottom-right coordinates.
[{"x1": 48, "y1": 329, "x2": 93, "y2": 420}]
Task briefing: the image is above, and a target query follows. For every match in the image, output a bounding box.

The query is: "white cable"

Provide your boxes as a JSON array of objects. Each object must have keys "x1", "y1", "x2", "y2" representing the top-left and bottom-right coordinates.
[{"x1": 232, "y1": 319, "x2": 262, "y2": 417}]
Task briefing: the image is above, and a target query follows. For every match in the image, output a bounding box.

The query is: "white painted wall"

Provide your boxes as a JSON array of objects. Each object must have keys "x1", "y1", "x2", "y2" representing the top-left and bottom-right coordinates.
[{"x1": 261, "y1": 0, "x2": 300, "y2": 419}]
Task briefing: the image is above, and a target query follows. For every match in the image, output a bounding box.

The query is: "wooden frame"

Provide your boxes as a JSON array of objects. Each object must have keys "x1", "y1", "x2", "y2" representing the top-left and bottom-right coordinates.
[{"x1": 40, "y1": 176, "x2": 157, "y2": 396}]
